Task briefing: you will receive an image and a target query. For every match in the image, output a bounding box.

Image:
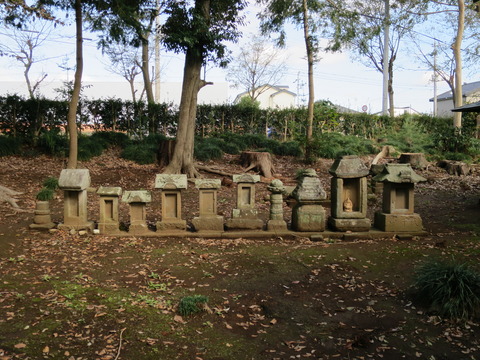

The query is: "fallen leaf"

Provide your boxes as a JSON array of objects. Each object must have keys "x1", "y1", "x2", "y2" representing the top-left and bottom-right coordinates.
[
  {"x1": 174, "y1": 315, "x2": 186, "y2": 324},
  {"x1": 42, "y1": 346, "x2": 49, "y2": 353},
  {"x1": 14, "y1": 343, "x2": 26, "y2": 349}
]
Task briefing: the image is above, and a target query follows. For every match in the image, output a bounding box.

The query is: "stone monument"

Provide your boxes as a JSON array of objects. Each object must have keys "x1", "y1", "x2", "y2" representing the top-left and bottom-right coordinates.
[
  {"x1": 291, "y1": 169, "x2": 326, "y2": 232},
  {"x1": 155, "y1": 174, "x2": 187, "y2": 231},
  {"x1": 123, "y1": 190, "x2": 152, "y2": 234},
  {"x1": 58, "y1": 169, "x2": 94, "y2": 231},
  {"x1": 30, "y1": 200, "x2": 55, "y2": 230},
  {"x1": 328, "y1": 155, "x2": 371, "y2": 231},
  {"x1": 97, "y1": 186, "x2": 122, "y2": 234},
  {"x1": 267, "y1": 179, "x2": 288, "y2": 232},
  {"x1": 192, "y1": 179, "x2": 224, "y2": 232},
  {"x1": 225, "y1": 174, "x2": 263, "y2": 230},
  {"x1": 373, "y1": 163, "x2": 426, "y2": 232}
]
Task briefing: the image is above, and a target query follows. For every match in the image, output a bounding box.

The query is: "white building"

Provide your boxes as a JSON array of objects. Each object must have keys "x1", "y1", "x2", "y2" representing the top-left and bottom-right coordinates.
[
  {"x1": 234, "y1": 84, "x2": 297, "y2": 109},
  {"x1": 430, "y1": 80, "x2": 480, "y2": 117}
]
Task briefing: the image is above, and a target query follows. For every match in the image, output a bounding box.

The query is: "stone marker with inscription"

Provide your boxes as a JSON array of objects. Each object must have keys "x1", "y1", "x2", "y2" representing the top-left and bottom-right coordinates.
[
  {"x1": 155, "y1": 174, "x2": 187, "y2": 231},
  {"x1": 123, "y1": 190, "x2": 152, "y2": 234},
  {"x1": 192, "y1": 179, "x2": 224, "y2": 232},
  {"x1": 97, "y1": 186, "x2": 122, "y2": 234}
]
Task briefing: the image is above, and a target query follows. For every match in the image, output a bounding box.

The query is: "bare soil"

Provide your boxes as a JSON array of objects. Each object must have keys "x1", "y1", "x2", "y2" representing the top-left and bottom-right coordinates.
[{"x1": 1, "y1": 150, "x2": 480, "y2": 360}]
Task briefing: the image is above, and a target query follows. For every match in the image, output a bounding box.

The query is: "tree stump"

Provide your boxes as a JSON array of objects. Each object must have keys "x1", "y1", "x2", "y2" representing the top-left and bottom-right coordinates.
[
  {"x1": 398, "y1": 153, "x2": 428, "y2": 169},
  {"x1": 371, "y1": 145, "x2": 397, "y2": 165},
  {"x1": 437, "y1": 160, "x2": 472, "y2": 176},
  {"x1": 157, "y1": 139, "x2": 176, "y2": 168},
  {"x1": 240, "y1": 151, "x2": 276, "y2": 178}
]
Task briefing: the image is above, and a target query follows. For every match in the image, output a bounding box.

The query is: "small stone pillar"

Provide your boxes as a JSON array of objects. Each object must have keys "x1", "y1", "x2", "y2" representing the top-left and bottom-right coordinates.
[
  {"x1": 328, "y1": 155, "x2": 371, "y2": 232},
  {"x1": 267, "y1": 179, "x2": 288, "y2": 232},
  {"x1": 123, "y1": 190, "x2": 152, "y2": 234},
  {"x1": 373, "y1": 164, "x2": 426, "y2": 232},
  {"x1": 58, "y1": 169, "x2": 94, "y2": 231},
  {"x1": 155, "y1": 174, "x2": 187, "y2": 231},
  {"x1": 225, "y1": 174, "x2": 263, "y2": 230},
  {"x1": 192, "y1": 179, "x2": 224, "y2": 232},
  {"x1": 97, "y1": 186, "x2": 122, "y2": 234},
  {"x1": 291, "y1": 169, "x2": 326, "y2": 232},
  {"x1": 30, "y1": 201, "x2": 55, "y2": 230}
]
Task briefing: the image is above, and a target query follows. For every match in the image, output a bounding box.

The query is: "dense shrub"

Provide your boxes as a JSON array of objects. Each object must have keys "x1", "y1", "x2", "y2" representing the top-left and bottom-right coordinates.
[
  {"x1": 89, "y1": 131, "x2": 131, "y2": 148},
  {"x1": 121, "y1": 143, "x2": 157, "y2": 164},
  {"x1": 78, "y1": 135, "x2": 105, "y2": 161},
  {"x1": 0, "y1": 136, "x2": 22, "y2": 156},
  {"x1": 413, "y1": 260, "x2": 480, "y2": 320},
  {"x1": 309, "y1": 132, "x2": 377, "y2": 159},
  {"x1": 381, "y1": 118, "x2": 433, "y2": 154},
  {"x1": 194, "y1": 143, "x2": 224, "y2": 162},
  {"x1": 275, "y1": 141, "x2": 303, "y2": 157},
  {"x1": 36, "y1": 130, "x2": 68, "y2": 157}
]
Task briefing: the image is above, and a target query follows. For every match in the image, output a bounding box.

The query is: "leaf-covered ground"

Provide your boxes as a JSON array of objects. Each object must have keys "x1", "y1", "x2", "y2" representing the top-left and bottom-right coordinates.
[{"x1": 1, "y1": 150, "x2": 480, "y2": 359}]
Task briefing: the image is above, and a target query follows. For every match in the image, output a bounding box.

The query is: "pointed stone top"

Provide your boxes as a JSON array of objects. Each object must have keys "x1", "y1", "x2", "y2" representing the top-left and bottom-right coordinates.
[
  {"x1": 372, "y1": 163, "x2": 426, "y2": 184},
  {"x1": 58, "y1": 169, "x2": 90, "y2": 190},
  {"x1": 233, "y1": 174, "x2": 261, "y2": 183},
  {"x1": 155, "y1": 174, "x2": 188, "y2": 189},
  {"x1": 122, "y1": 190, "x2": 151, "y2": 203},
  {"x1": 329, "y1": 155, "x2": 369, "y2": 178},
  {"x1": 292, "y1": 169, "x2": 326, "y2": 201}
]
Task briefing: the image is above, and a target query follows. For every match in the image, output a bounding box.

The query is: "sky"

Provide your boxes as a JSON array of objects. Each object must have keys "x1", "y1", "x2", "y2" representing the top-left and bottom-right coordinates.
[{"x1": 0, "y1": 2, "x2": 474, "y2": 115}]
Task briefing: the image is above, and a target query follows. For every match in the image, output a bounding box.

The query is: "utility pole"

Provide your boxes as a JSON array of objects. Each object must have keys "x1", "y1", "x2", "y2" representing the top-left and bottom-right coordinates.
[
  {"x1": 382, "y1": 0, "x2": 390, "y2": 116},
  {"x1": 433, "y1": 41, "x2": 437, "y2": 117},
  {"x1": 154, "y1": 0, "x2": 161, "y2": 103}
]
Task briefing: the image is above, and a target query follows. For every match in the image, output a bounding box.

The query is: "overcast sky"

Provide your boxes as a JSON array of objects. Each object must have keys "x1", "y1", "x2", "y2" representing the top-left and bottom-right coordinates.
[{"x1": 0, "y1": 2, "x2": 473, "y2": 114}]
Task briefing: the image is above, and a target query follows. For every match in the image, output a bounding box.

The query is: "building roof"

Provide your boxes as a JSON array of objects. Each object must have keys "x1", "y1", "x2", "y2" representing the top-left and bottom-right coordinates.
[
  {"x1": 233, "y1": 84, "x2": 296, "y2": 104},
  {"x1": 451, "y1": 101, "x2": 480, "y2": 112},
  {"x1": 431, "y1": 80, "x2": 480, "y2": 102}
]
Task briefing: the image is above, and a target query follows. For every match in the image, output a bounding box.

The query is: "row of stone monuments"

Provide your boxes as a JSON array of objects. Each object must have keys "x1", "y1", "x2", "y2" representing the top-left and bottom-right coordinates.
[{"x1": 30, "y1": 156, "x2": 427, "y2": 235}]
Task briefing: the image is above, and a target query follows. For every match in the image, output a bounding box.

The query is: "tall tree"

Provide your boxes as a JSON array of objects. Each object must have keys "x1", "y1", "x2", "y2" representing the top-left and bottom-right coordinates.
[
  {"x1": 161, "y1": 0, "x2": 246, "y2": 177},
  {"x1": 258, "y1": 0, "x2": 333, "y2": 163},
  {"x1": 227, "y1": 33, "x2": 287, "y2": 101}
]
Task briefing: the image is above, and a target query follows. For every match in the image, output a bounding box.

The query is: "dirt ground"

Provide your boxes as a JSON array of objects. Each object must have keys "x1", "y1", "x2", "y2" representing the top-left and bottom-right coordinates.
[{"x1": 1, "y1": 149, "x2": 480, "y2": 360}]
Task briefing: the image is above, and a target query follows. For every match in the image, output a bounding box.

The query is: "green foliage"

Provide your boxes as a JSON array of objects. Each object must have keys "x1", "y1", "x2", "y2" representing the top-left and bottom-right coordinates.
[
  {"x1": 177, "y1": 295, "x2": 209, "y2": 317},
  {"x1": 236, "y1": 96, "x2": 261, "y2": 110},
  {"x1": 36, "y1": 188, "x2": 55, "y2": 201},
  {"x1": 309, "y1": 132, "x2": 377, "y2": 159},
  {"x1": 194, "y1": 142, "x2": 224, "y2": 162},
  {"x1": 0, "y1": 136, "x2": 22, "y2": 156},
  {"x1": 381, "y1": 117, "x2": 433, "y2": 153},
  {"x1": 37, "y1": 130, "x2": 68, "y2": 157},
  {"x1": 413, "y1": 260, "x2": 480, "y2": 320},
  {"x1": 78, "y1": 135, "x2": 105, "y2": 161},
  {"x1": 42, "y1": 177, "x2": 59, "y2": 191},
  {"x1": 275, "y1": 141, "x2": 303, "y2": 157},
  {"x1": 89, "y1": 131, "x2": 131, "y2": 148},
  {"x1": 121, "y1": 143, "x2": 157, "y2": 164}
]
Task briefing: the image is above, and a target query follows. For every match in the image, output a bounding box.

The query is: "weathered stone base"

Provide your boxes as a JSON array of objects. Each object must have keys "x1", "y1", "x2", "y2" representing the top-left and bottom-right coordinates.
[
  {"x1": 225, "y1": 218, "x2": 264, "y2": 230},
  {"x1": 328, "y1": 217, "x2": 371, "y2": 232},
  {"x1": 29, "y1": 222, "x2": 55, "y2": 230},
  {"x1": 292, "y1": 204, "x2": 325, "y2": 232},
  {"x1": 128, "y1": 223, "x2": 152, "y2": 235},
  {"x1": 156, "y1": 220, "x2": 187, "y2": 232},
  {"x1": 267, "y1": 219, "x2": 288, "y2": 232},
  {"x1": 374, "y1": 212, "x2": 423, "y2": 232},
  {"x1": 192, "y1": 216, "x2": 224, "y2": 232},
  {"x1": 58, "y1": 221, "x2": 95, "y2": 232},
  {"x1": 98, "y1": 223, "x2": 120, "y2": 234}
]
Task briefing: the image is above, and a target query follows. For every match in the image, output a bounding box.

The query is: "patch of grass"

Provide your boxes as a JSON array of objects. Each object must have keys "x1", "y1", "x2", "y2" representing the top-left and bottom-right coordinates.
[
  {"x1": 36, "y1": 188, "x2": 55, "y2": 201},
  {"x1": 177, "y1": 295, "x2": 209, "y2": 316},
  {"x1": 0, "y1": 135, "x2": 22, "y2": 156},
  {"x1": 412, "y1": 259, "x2": 480, "y2": 320}
]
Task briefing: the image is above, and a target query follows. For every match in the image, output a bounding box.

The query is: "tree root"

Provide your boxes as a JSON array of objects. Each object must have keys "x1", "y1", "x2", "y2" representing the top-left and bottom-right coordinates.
[{"x1": 0, "y1": 185, "x2": 23, "y2": 209}]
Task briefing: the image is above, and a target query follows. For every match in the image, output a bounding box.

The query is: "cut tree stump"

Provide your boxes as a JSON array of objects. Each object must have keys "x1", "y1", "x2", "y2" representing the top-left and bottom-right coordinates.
[
  {"x1": 398, "y1": 153, "x2": 428, "y2": 169},
  {"x1": 240, "y1": 151, "x2": 275, "y2": 178},
  {"x1": 437, "y1": 160, "x2": 472, "y2": 176},
  {"x1": 157, "y1": 139, "x2": 176, "y2": 168}
]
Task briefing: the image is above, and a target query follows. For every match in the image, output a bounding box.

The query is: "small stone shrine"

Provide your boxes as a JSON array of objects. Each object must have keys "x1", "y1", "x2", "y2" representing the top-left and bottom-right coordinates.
[
  {"x1": 192, "y1": 179, "x2": 224, "y2": 232},
  {"x1": 123, "y1": 190, "x2": 151, "y2": 234},
  {"x1": 155, "y1": 174, "x2": 187, "y2": 231},
  {"x1": 30, "y1": 200, "x2": 55, "y2": 230},
  {"x1": 291, "y1": 169, "x2": 326, "y2": 232},
  {"x1": 328, "y1": 155, "x2": 371, "y2": 231},
  {"x1": 267, "y1": 179, "x2": 288, "y2": 232},
  {"x1": 97, "y1": 186, "x2": 122, "y2": 234},
  {"x1": 373, "y1": 163, "x2": 426, "y2": 232},
  {"x1": 225, "y1": 174, "x2": 263, "y2": 230},
  {"x1": 58, "y1": 169, "x2": 94, "y2": 231}
]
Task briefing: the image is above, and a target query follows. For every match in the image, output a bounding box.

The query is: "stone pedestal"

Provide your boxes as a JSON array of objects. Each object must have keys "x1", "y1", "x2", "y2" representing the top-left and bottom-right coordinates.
[
  {"x1": 57, "y1": 169, "x2": 94, "y2": 231},
  {"x1": 267, "y1": 179, "x2": 287, "y2": 232},
  {"x1": 97, "y1": 186, "x2": 122, "y2": 234},
  {"x1": 29, "y1": 200, "x2": 55, "y2": 230},
  {"x1": 328, "y1": 155, "x2": 371, "y2": 232},
  {"x1": 373, "y1": 164, "x2": 426, "y2": 232},
  {"x1": 225, "y1": 174, "x2": 263, "y2": 230},
  {"x1": 155, "y1": 174, "x2": 187, "y2": 232},
  {"x1": 192, "y1": 179, "x2": 224, "y2": 232},
  {"x1": 123, "y1": 190, "x2": 152, "y2": 234},
  {"x1": 291, "y1": 169, "x2": 326, "y2": 232}
]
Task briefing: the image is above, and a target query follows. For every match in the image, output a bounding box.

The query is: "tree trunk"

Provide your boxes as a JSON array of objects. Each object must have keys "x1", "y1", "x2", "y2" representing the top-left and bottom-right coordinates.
[
  {"x1": 240, "y1": 151, "x2": 276, "y2": 178},
  {"x1": 388, "y1": 54, "x2": 395, "y2": 118},
  {"x1": 302, "y1": 0, "x2": 315, "y2": 163},
  {"x1": 141, "y1": 37, "x2": 154, "y2": 104},
  {"x1": 66, "y1": 0, "x2": 83, "y2": 169},
  {"x1": 157, "y1": 139, "x2": 176, "y2": 168},
  {"x1": 453, "y1": 0, "x2": 464, "y2": 129}
]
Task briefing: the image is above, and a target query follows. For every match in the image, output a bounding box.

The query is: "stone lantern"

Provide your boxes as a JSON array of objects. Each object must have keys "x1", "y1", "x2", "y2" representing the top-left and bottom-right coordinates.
[
  {"x1": 291, "y1": 169, "x2": 326, "y2": 232},
  {"x1": 328, "y1": 155, "x2": 371, "y2": 232},
  {"x1": 225, "y1": 174, "x2": 263, "y2": 230},
  {"x1": 267, "y1": 179, "x2": 288, "y2": 232},
  {"x1": 192, "y1": 179, "x2": 224, "y2": 232},
  {"x1": 58, "y1": 169, "x2": 94, "y2": 231},
  {"x1": 155, "y1": 174, "x2": 187, "y2": 231},
  {"x1": 373, "y1": 163, "x2": 426, "y2": 232}
]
